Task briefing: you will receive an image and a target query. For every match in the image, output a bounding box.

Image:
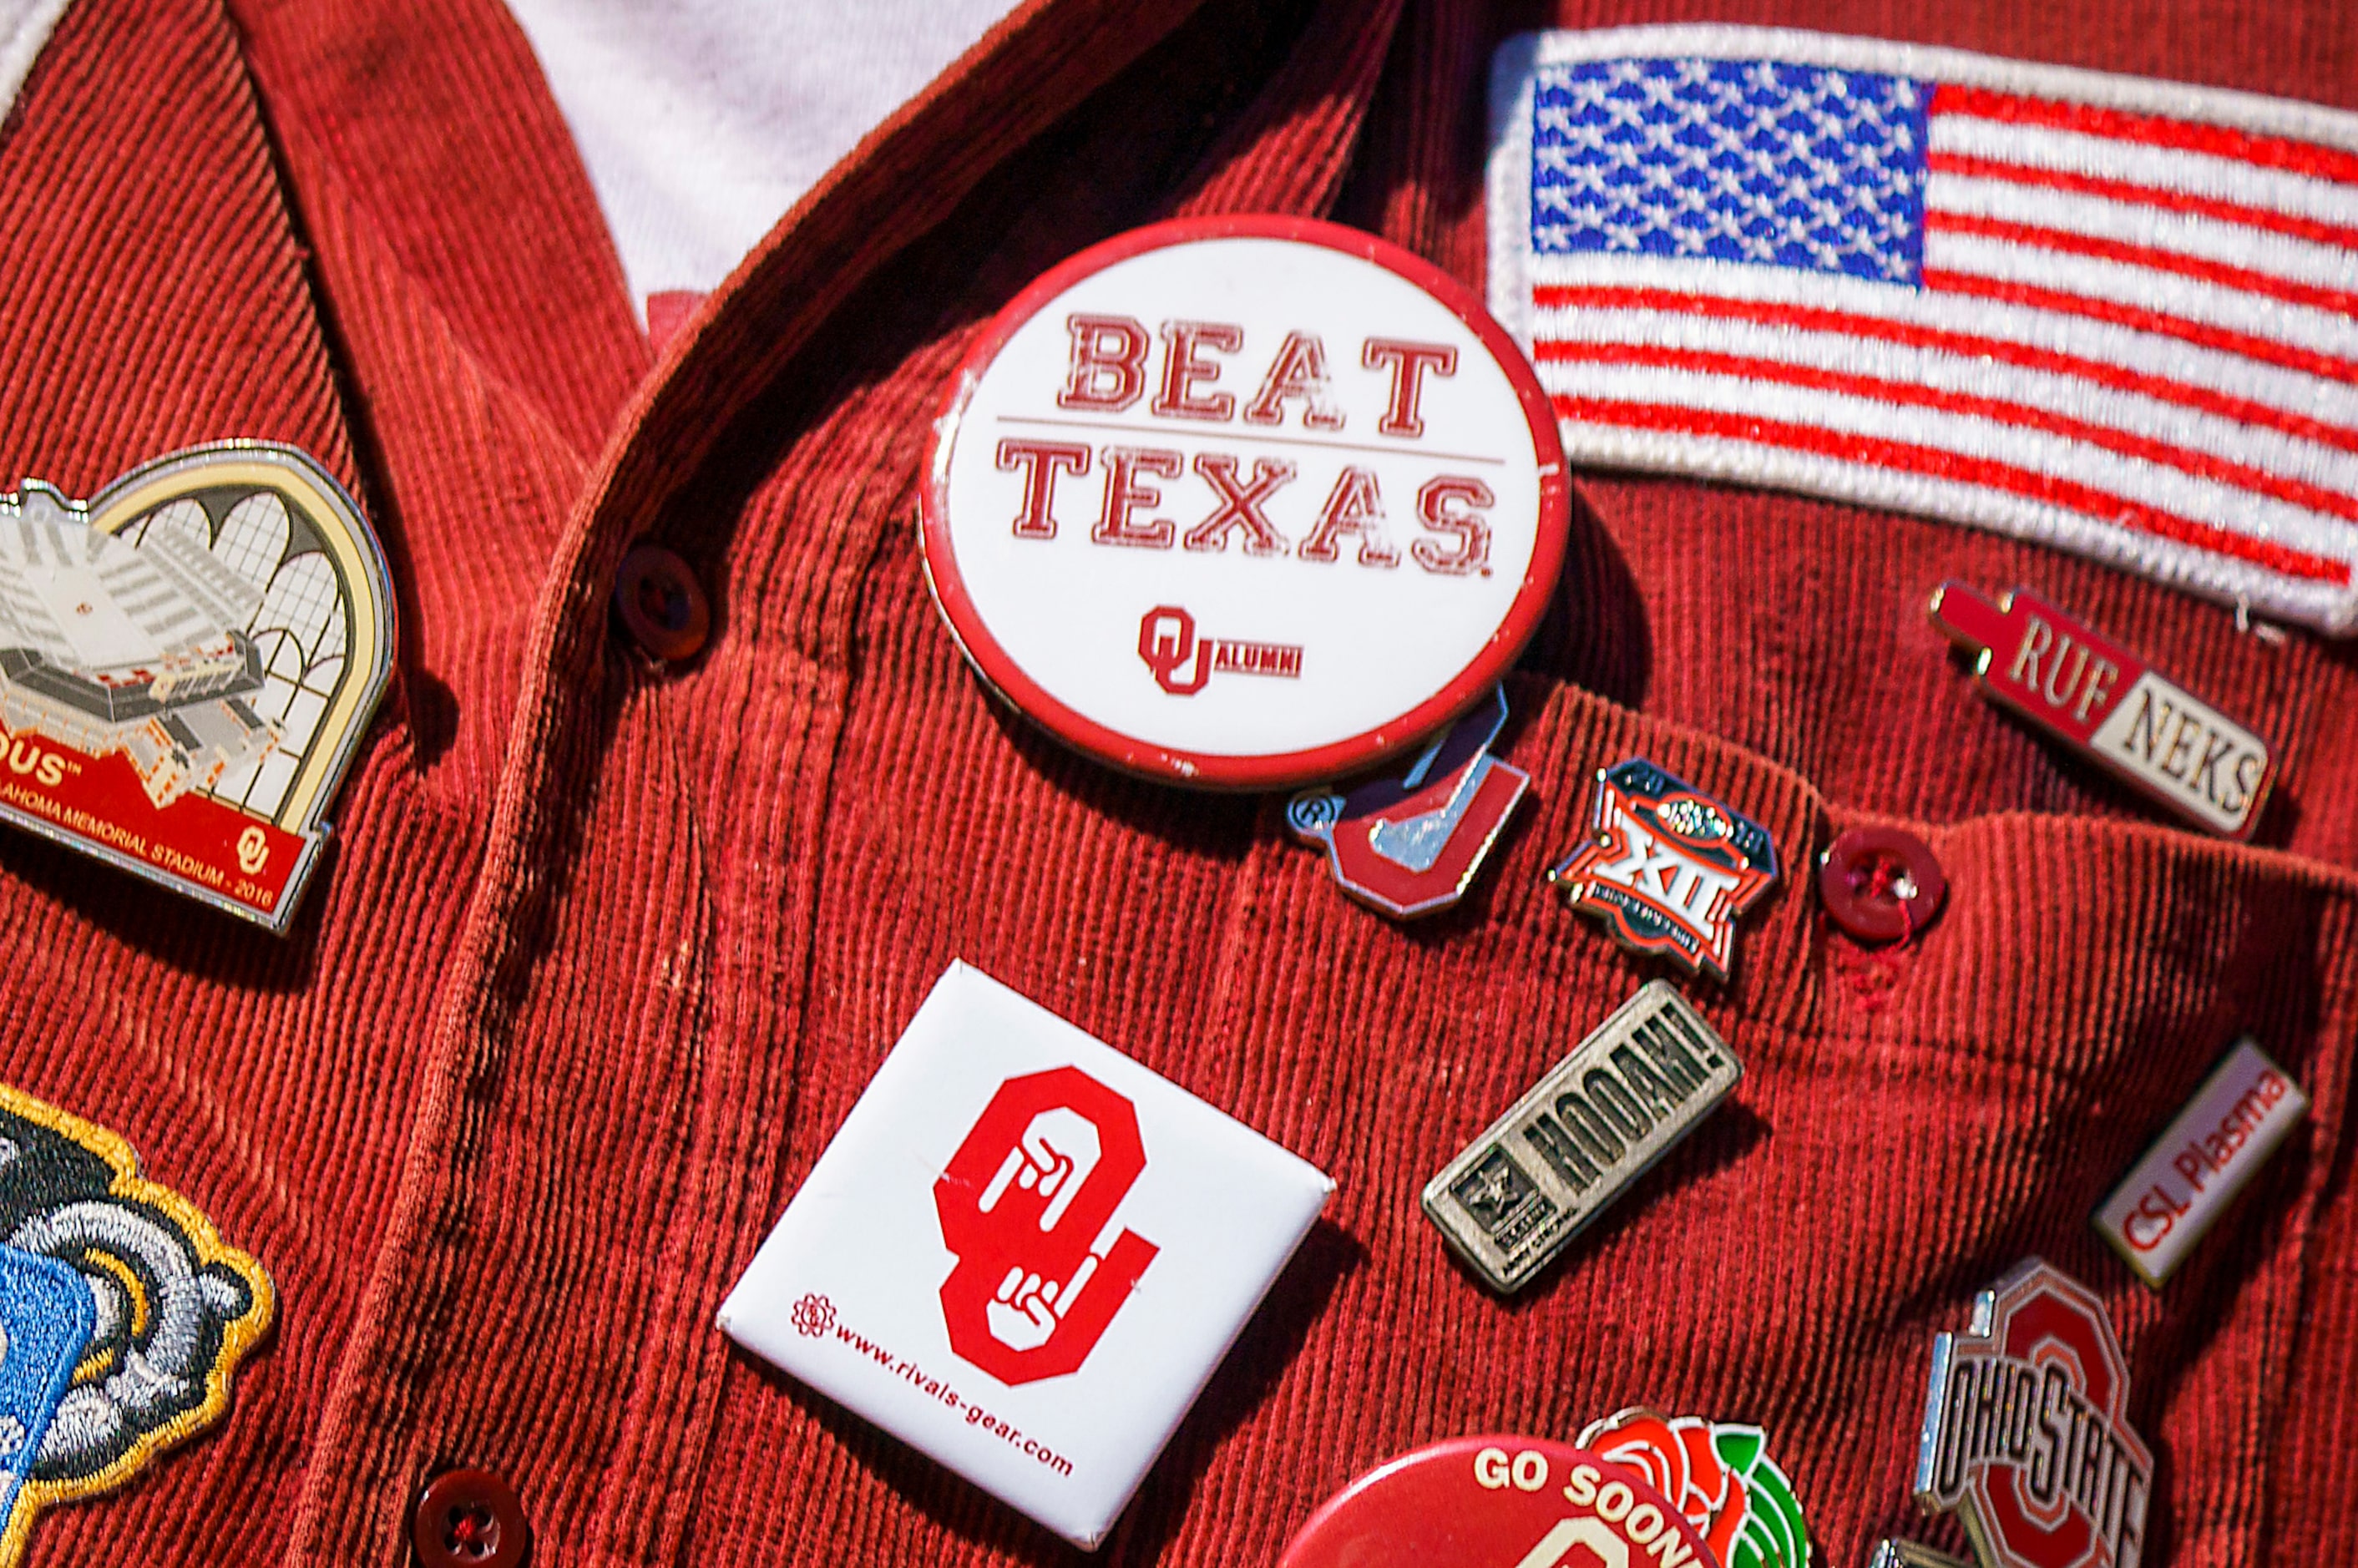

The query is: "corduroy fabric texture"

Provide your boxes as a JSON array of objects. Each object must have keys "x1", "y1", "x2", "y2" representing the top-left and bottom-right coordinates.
[{"x1": 0, "y1": 0, "x2": 2351, "y2": 1565}]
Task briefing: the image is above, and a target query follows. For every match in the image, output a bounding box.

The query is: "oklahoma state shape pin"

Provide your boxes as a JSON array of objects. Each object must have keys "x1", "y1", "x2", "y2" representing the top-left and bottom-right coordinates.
[
  {"x1": 0, "y1": 443, "x2": 393, "y2": 931},
  {"x1": 921, "y1": 215, "x2": 1571, "y2": 789}
]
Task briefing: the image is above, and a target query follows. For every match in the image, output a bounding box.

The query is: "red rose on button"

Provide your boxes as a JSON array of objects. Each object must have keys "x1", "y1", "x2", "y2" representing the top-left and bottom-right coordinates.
[{"x1": 1579, "y1": 1409, "x2": 1812, "y2": 1568}]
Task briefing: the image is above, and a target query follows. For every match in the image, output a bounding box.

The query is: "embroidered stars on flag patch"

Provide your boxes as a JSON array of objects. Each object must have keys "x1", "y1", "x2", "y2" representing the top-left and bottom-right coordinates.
[
  {"x1": 1490, "y1": 26, "x2": 2358, "y2": 634},
  {"x1": 0, "y1": 443, "x2": 394, "y2": 931},
  {"x1": 0, "y1": 1083, "x2": 274, "y2": 1567},
  {"x1": 1548, "y1": 759, "x2": 1778, "y2": 981}
]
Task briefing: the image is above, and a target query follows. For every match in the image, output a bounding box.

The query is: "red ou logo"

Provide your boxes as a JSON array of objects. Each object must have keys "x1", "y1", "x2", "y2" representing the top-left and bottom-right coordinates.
[{"x1": 934, "y1": 1067, "x2": 1159, "y2": 1384}]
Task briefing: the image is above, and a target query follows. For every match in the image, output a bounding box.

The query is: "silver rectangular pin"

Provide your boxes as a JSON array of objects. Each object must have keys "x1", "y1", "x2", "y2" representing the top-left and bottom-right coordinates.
[{"x1": 1420, "y1": 980, "x2": 1741, "y2": 1294}]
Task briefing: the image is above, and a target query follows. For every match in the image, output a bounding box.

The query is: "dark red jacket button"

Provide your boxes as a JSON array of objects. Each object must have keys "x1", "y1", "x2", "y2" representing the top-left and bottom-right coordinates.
[
  {"x1": 412, "y1": 1467, "x2": 530, "y2": 1568},
  {"x1": 1819, "y1": 826, "x2": 1948, "y2": 943},
  {"x1": 615, "y1": 543, "x2": 711, "y2": 661}
]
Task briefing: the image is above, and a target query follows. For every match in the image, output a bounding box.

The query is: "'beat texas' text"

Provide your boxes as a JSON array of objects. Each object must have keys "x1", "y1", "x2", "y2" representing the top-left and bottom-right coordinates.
[{"x1": 991, "y1": 316, "x2": 1498, "y2": 574}]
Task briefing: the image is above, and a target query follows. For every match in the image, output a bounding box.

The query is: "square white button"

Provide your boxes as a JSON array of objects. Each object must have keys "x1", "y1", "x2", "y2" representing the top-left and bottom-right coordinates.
[{"x1": 718, "y1": 961, "x2": 1333, "y2": 1548}]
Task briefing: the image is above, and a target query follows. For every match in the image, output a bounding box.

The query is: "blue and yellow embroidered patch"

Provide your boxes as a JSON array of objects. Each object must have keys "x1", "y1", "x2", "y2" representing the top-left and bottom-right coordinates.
[{"x1": 0, "y1": 1083, "x2": 273, "y2": 1566}]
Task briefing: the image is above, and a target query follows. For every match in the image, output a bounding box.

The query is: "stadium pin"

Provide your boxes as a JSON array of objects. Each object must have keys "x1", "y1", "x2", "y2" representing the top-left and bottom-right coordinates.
[
  {"x1": 1421, "y1": 981, "x2": 1740, "y2": 1294},
  {"x1": 1930, "y1": 580, "x2": 2274, "y2": 839},
  {"x1": 920, "y1": 215, "x2": 1570, "y2": 790},
  {"x1": 1548, "y1": 759, "x2": 1779, "y2": 981},
  {"x1": 1285, "y1": 685, "x2": 1528, "y2": 918},
  {"x1": 0, "y1": 444, "x2": 393, "y2": 930}
]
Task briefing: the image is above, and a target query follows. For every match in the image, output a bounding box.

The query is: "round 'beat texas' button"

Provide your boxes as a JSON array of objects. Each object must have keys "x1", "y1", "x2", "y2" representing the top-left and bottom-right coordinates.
[
  {"x1": 923, "y1": 215, "x2": 1570, "y2": 789},
  {"x1": 1278, "y1": 1436, "x2": 1717, "y2": 1568}
]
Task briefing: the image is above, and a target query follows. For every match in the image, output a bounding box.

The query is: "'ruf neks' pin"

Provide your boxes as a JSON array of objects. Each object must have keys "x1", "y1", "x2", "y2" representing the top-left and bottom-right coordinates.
[
  {"x1": 1549, "y1": 760, "x2": 1778, "y2": 981},
  {"x1": 1286, "y1": 685, "x2": 1528, "y2": 918},
  {"x1": 0, "y1": 443, "x2": 393, "y2": 931},
  {"x1": 1421, "y1": 981, "x2": 1740, "y2": 1294},
  {"x1": 1915, "y1": 1259, "x2": 2153, "y2": 1568},
  {"x1": 1930, "y1": 580, "x2": 2273, "y2": 840},
  {"x1": 1578, "y1": 1409, "x2": 1812, "y2": 1568}
]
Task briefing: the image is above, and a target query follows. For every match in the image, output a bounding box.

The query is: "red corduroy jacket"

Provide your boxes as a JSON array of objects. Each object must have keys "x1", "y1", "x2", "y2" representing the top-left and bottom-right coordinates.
[{"x1": 1, "y1": 0, "x2": 2352, "y2": 1564}]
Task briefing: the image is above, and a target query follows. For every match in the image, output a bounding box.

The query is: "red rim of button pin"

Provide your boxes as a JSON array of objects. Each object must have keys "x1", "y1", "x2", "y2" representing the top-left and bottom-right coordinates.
[{"x1": 919, "y1": 214, "x2": 1571, "y2": 790}]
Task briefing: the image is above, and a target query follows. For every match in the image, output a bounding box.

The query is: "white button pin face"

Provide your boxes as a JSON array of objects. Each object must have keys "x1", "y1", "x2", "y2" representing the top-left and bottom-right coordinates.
[
  {"x1": 923, "y1": 216, "x2": 1570, "y2": 789},
  {"x1": 717, "y1": 963, "x2": 1333, "y2": 1550}
]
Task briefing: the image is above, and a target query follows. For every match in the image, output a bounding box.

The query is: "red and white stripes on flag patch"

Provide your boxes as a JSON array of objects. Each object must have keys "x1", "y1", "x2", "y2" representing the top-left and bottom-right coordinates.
[{"x1": 1490, "y1": 26, "x2": 2358, "y2": 634}]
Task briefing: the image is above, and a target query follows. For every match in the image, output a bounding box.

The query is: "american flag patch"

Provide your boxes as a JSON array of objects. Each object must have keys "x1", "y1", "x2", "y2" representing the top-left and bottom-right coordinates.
[{"x1": 1489, "y1": 28, "x2": 2358, "y2": 635}]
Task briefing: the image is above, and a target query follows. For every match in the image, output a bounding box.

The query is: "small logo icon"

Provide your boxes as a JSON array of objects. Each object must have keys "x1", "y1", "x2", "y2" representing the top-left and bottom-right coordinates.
[
  {"x1": 1915, "y1": 1259, "x2": 2152, "y2": 1568},
  {"x1": 934, "y1": 1067, "x2": 1159, "y2": 1384},
  {"x1": 1136, "y1": 604, "x2": 1303, "y2": 695},
  {"x1": 790, "y1": 1292, "x2": 835, "y2": 1338},
  {"x1": 1448, "y1": 1146, "x2": 1557, "y2": 1252},
  {"x1": 1286, "y1": 685, "x2": 1528, "y2": 918},
  {"x1": 1549, "y1": 760, "x2": 1779, "y2": 981},
  {"x1": 1580, "y1": 1409, "x2": 1812, "y2": 1568}
]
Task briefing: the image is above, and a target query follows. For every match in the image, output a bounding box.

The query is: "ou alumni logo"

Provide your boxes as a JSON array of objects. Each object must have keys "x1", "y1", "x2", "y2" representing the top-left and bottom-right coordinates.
[
  {"x1": 1136, "y1": 605, "x2": 1303, "y2": 695},
  {"x1": 934, "y1": 1067, "x2": 1159, "y2": 1385},
  {"x1": 1915, "y1": 1259, "x2": 2152, "y2": 1568}
]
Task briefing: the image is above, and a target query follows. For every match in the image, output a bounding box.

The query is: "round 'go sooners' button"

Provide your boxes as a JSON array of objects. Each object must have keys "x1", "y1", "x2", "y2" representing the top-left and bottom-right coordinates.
[
  {"x1": 1278, "y1": 1436, "x2": 1715, "y2": 1568},
  {"x1": 922, "y1": 216, "x2": 1569, "y2": 789}
]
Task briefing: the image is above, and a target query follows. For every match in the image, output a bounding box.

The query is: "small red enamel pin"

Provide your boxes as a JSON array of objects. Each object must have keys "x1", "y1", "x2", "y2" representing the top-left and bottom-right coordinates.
[
  {"x1": 1548, "y1": 760, "x2": 1779, "y2": 981},
  {"x1": 1285, "y1": 686, "x2": 1528, "y2": 918}
]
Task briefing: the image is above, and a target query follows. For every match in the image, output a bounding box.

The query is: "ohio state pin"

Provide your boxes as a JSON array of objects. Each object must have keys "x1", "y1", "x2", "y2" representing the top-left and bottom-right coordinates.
[
  {"x1": 0, "y1": 443, "x2": 394, "y2": 931},
  {"x1": 1930, "y1": 581, "x2": 2273, "y2": 839},
  {"x1": 921, "y1": 215, "x2": 1570, "y2": 789},
  {"x1": 1915, "y1": 1259, "x2": 2153, "y2": 1568},
  {"x1": 1285, "y1": 685, "x2": 1527, "y2": 918},
  {"x1": 1578, "y1": 1409, "x2": 1812, "y2": 1568},
  {"x1": 1548, "y1": 760, "x2": 1778, "y2": 981},
  {"x1": 1277, "y1": 1436, "x2": 1714, "y2": 1568}
]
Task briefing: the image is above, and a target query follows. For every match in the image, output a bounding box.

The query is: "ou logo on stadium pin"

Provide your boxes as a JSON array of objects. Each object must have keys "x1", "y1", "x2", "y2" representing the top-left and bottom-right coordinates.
[{"x1": 923, "y1": 216, "x2": 1571, "y2": 789}]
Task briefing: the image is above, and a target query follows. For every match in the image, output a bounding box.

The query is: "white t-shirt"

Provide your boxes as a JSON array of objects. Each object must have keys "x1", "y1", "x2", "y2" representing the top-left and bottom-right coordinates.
[{"x1": 503, "y1": 0, "x2": 1025, "y2": 332}]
